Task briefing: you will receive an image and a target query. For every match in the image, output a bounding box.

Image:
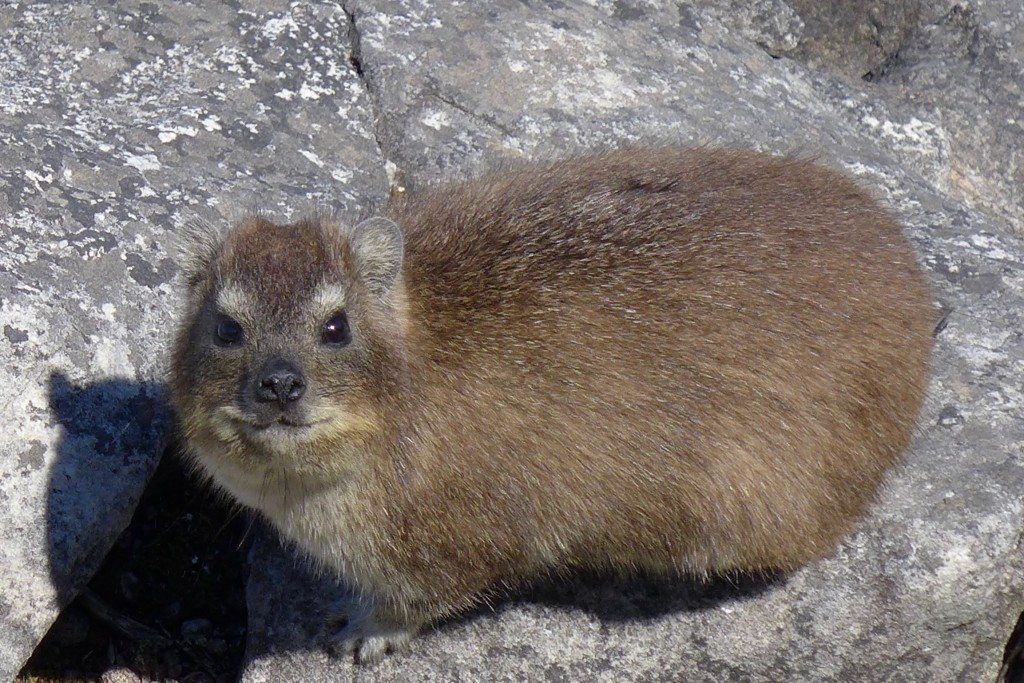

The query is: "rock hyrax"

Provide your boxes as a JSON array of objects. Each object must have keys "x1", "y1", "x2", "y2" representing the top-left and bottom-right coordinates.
[{"x1": 170, "y1": 148, "x2": 934, "y2": 662}]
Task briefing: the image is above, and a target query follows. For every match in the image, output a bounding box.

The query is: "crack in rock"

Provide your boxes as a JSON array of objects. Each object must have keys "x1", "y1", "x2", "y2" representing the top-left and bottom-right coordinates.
[
  {"x1": 430, "y1": 88, "x2": 516, "y2": 138},
  {"x1": 342, "y1": 1, "x2": 404, "y2": 198}
]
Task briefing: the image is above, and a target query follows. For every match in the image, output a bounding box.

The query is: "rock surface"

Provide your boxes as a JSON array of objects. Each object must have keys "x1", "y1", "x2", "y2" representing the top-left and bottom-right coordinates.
[
  {"x1": 0, "y1": 1, "x2": 384, "y2": 678},
  {"x1": 870, "y1": 0, "x2": 1024, "y2": 236},
  {"x1": 240, "y1": 0, "x2": 1024, "y2": 681},
  {"x1": 699, "y1": 0, "x2": 1024, "y2": 232},
  {"x1": 2, "y1": 0, "x2": 1021, "y2": 680}
]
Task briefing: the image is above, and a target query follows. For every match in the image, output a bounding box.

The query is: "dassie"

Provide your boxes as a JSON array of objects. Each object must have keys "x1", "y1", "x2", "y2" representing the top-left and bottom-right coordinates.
[{"x1": 170, "y1": 148, "x2": 934, "y2": 662}]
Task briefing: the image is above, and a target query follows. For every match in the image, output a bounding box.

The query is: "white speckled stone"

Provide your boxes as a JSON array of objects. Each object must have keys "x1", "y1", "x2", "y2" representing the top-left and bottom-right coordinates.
[{"x1": 0, "y1": 1, "x2": 385, "y2": 678}]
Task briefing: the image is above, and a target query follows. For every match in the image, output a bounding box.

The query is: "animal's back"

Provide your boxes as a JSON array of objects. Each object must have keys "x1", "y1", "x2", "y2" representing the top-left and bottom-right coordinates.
[{"x1": 380, "y1": 148, "x2": 932, "y2": 602}]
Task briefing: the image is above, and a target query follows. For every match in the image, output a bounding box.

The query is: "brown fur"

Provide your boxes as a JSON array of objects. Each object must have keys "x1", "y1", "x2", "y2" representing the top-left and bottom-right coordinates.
[{"x1": 170, "y1": 148, "x2": 934, "y2": 660}]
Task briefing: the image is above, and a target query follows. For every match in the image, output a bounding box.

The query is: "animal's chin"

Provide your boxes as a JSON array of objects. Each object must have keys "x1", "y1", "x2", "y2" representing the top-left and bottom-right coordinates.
[{"x1": 195, "y1": 406, "x2": 376, "y2": 494}]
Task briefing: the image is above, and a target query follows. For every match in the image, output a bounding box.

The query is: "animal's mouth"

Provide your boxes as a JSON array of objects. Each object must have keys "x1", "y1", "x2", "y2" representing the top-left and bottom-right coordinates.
[
  {"x1": 232, "y1": 418, "x2": 328, "y2": 451},
  {"x1": 238, "y1": 418, "x2": 326, "y2": 439},
  {"x1": 216, "y1": 406, "x2": 324, "y2": 435},
  {"x1": 249, "y1": 416, "x2": 322, "y2": 430},
  {"x1": 210, "y1": 404, "x2": 374, "y2": 447}
]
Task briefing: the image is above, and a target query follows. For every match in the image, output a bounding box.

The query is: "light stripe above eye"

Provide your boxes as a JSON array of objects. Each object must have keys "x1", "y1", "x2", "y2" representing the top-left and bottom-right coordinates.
[
  {"x1": 216, "y1": 284, "x2": 251, "y2": 319},
  {"x1": 310, "y1": 282, "x2": 348, "y2": 318}
]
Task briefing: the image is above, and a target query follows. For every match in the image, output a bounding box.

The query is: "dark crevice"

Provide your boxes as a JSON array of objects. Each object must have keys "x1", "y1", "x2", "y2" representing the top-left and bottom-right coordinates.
[
  {"x1": 341, "y1": 3, "x2": 370, "y2": 100},
  {"x1": 341, "y1": 2, "x2": 379, "y2": 142},
  {"x1": 341, "y1": 1, "x2": 404, "y2": 198},
  {"x1": 1003, "y1": 609, "x2": 1024, "y2": 682},
  {"x1": 861, "y1": 11, "x2": 907, "y2": 83},
  {"x1": 862, "y1": 3, "x2": 982, "y2": 83},
  {"x1": 862, "y1": 49, "x2": 902, "y2": 83},
  {"x1": 348, "y1": 48, "x2": 365, "y2": 80},
  {"x1": 1001, "y1": 515, "x2": 1024, "y2": 681},
  {"x1": 343, "y1": 3, "x2": 365, "y2": 82}
]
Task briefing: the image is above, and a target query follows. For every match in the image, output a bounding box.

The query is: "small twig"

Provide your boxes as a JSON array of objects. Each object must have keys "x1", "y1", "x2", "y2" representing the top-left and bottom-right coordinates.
[
  {"x1": 78, "y1": 589, "x2": 170, "y2": 645},
  {"x1": 77, "y1": 589, "x2": 222, "y2": 681},
  {"x1": 932, "y1": 304, "x2": 953, "y2": 337}
]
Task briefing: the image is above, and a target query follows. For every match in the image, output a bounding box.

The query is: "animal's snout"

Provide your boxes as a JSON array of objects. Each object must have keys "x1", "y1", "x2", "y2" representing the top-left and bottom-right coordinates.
[{"x1": 255, "y1": 358, "x2": 306, "y2": 405}]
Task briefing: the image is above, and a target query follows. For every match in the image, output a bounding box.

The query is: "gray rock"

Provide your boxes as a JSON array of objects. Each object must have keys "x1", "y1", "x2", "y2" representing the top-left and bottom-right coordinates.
[
  {"x1": 867, "y1": 0, "x2": 1024, "y2": 235},
  {"x1": 0, "y1": 1, "x2": 385, "y2": 678},
  {"x1": 698, "y1": 0, "x2": 1024, "y2": 233},
  {"x1": 691, "y1": 0, "x2": 807, "y2": 58},
  {"x1": 100, "y1": 667, "x2": 144, "y2": 683},
  {"x1": 240, "y1": 1, "x2": 1024, "y2": 681},
  {"x1": 784, "y1": 0, "x2": 930, "y2": 78}
]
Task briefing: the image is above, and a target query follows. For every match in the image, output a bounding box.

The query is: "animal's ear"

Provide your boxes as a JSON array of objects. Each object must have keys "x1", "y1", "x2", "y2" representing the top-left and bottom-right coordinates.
[
  {"x1": 349, "y1": 217, "x2": 404, "y2": 297},
  {"x1": 174, "y1": 217, "x2": 226, "y2": 289}
]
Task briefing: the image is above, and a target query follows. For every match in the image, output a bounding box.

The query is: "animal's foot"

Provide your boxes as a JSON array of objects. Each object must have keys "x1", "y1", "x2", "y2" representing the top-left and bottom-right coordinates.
[{"x1": 324, "y1": 604, "x2": 417, "y2": 664}]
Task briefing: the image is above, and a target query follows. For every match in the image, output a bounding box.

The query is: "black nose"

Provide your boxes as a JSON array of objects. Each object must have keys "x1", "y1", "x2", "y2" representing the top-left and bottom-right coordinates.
[{"x1": 255, "y1": 359, "x2": 306, "y2": 405}]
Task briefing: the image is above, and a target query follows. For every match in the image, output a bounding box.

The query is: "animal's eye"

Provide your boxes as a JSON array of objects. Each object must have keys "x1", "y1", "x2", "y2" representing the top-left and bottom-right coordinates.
[
  {"x1": 321, "y1": 311, "x2": 351, "y2": 346},
  {"x1": 215, "y1": 315, "x2": 244, "y2": 347}
]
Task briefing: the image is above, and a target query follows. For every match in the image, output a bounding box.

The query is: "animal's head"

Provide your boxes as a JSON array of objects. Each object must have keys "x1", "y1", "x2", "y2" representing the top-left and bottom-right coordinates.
[{"x1": 170, "y1": 214, "x2": 406, "y2": 492}]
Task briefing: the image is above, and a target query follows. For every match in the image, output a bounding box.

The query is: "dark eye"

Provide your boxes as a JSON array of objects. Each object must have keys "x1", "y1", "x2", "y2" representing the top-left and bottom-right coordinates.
[
  {"x1": 215, "y1": 316, "x2": 244, "y2": 347},
  {"x1": 321, "y1": 311, "x2": 351, "y2": 346}
]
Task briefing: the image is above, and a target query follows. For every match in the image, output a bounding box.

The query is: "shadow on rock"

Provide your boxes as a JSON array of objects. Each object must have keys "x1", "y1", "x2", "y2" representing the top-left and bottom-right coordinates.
[
  {"x1": 519, "y1": 568, "x2": 785, "y2": 622},
  {"x1": 246, "y1": 527, "x2": 786, "y2": 661},
  {"x1": 46, "y1": 372, "x2": 169, "y2": 605},
  {"x1": 425, "y1": 567, "x2": 786, "y2": 640}
]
